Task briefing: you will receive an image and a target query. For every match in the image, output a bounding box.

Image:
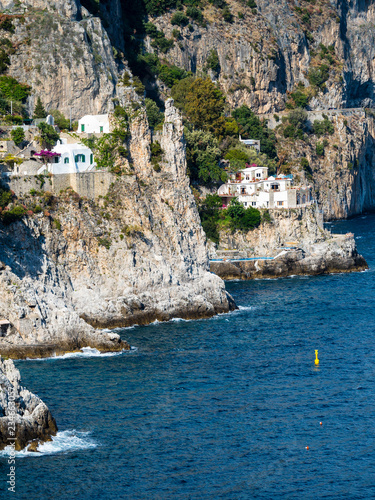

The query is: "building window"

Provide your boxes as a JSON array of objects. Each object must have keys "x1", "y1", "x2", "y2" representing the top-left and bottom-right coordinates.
[
  {"x1": 252, "y1": 202, "x2": 256, "y2": 206},
  {"x1": 244, "y1": 202, "x2": 247, "y2": 207},
  {"x1": 64, "y1": 157, "x2": 69, "y2": 164},
  {"x1": 81, "y1": 124, "x2": 85, "y2": 132},
  {"x1": 75, "y1": 154, "x2": 85, "y2": 163},
  {"x1": 90, "y1": 154, "x2": 93, "y2": 164},
  {"x1": 100, "y1": 126, "x2": 103, "y2": 133},
  {"x1": 277, "y1": 201, "x2": 283, "y2": 206},
  {"x1": 53, "y1": 156, "x2": 59, "y2": 163},
  {"x1": 256, "y1": 173, "x2": 261, "y2": 178}
]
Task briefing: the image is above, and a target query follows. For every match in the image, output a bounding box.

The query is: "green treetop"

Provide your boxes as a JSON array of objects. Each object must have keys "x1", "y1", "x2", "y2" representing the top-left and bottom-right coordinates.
[{"x1": 33, "y1": 96, "x2": 47, "y2": 119}]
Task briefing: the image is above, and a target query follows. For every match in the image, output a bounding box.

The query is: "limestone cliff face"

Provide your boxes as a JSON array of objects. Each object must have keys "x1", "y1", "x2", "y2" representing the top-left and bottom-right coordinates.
[
  {"x1": 0, "y1": 357, "x2": 57, "y2": 450},
  {"x1": 151, "y1": 0, "x2": 375, "y2": 112},
  {"x1": 275, "y1": 111, "x2": 375, "y2": 220},
  {"x1": 0, "y1": 99, "x2": 234, "y2": 357},
  {"x1": 2, "y1": 0, "x2": 124, "y2": 119}
]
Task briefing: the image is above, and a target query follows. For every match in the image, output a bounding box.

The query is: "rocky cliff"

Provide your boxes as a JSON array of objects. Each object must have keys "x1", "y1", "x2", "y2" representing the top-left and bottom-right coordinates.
[
  {"x1": 0, "y1": 356, "x2": 57, "y2": 450},
  {"x1": 0, "y1": 98, "x2": 235, "y2": 358},
  {"x1": 274, "y1": 110, "x2": 375, "y2": 220},
  {"x1": 209, "y1": 206, "x2": 368, "y2": 280},
  {"x1": 0, "y1": 0, "x2": 125, "y2": 119},
  {"x1": 151, "y1": 0, "x2": 375, "y2": 112}
]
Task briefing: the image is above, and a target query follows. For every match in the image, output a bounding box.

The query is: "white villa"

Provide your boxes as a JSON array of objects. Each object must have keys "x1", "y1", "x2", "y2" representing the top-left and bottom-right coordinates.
[
  {"x1": 218, "y1": 165, "x2": 312, "y2": 209},
  {"x1": 39, "y1": 139, "x2": 95, "y2": 174},
  {"x1": 78, "y1": 114, "x2": 110, "y2": 134}
]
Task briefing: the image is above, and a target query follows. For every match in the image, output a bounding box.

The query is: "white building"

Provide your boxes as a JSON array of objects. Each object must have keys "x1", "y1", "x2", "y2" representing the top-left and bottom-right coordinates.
[
  {"x1": 239, "y1": 136, "x2": 260, "y2": 152},
  {"x1": 38, "y1": 139, "x2": 95, "y2": 174},
  {"x1": 78, "y1": 114, "x2": 110, "y2": 134},
  {"x1": 218, "y1": 165, "x2": 312, "y2": 209}
]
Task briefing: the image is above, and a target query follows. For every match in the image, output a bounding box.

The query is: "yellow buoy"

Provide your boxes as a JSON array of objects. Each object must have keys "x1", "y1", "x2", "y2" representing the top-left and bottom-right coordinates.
[{"x1": 315, "y1": 350, "x2": 319, "y2": 365}]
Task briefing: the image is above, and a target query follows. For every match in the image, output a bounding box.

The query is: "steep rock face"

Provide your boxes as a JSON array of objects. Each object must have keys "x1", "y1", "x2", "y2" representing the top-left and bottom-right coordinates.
[
  {"x1": 275, "y1": 111, "x2": 375, "y2": 220},
  {"x1": 0, "y1": 100, "x2": 235, "y2": 357},
  {"x1": 209, "y1": 207, "x2": 367, "y2": 279},
  {"x1": 3, "y1": 0, "x2": 123, "y2": 119},
  {"x1": 0, "y1": 357, "x2": 57, "y2": 450},
  {"x1": 151, "y1": 0, "x2": 375, "y2": 112}
]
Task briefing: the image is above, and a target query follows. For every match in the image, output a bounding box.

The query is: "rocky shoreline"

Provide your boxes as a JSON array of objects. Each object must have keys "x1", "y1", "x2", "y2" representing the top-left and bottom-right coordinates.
[
  {"x1": 209, "y1": 207, "x2": 368, "y2": 280},
  {"x1": 210, "y1": 234, "x2": 368, "y2": 280},
  {"x1": 0, "y1": 357, "x2": 57, "y2": 451}
]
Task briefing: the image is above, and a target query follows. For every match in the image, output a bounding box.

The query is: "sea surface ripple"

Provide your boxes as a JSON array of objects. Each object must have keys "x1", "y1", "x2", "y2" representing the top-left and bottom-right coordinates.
[{"x1": 4, "y1": 214, "x2": 375, "y2": 499}]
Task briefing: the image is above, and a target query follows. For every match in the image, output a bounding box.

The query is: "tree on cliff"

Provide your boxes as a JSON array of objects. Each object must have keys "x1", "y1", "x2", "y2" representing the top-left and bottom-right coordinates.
[
  {"x1": 182, "y1": 78, "x2": 225, "y2": 133},
  {"x1": 37, "y1": 122, "x2": 59, "y2": 149},
  {"x1": 33, "y1": 97, "x2": 47, "y2": 119}
]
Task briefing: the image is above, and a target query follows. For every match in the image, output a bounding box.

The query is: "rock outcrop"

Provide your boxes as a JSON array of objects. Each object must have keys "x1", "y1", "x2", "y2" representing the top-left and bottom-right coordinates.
[
  {"x1": 2, "y1": 0, "x2": 125, "y2": 119},
  {"x1": 209, "y1": 206, "x2": 368, "y2": 279},
  {"x1": 151, "y1": 0, "x2": 375, "y2": 112},
  {"x1": 0, "y1": 356, "x2": 57, "y2": 450},
  {"x1": 272, "y1": 110, "x2": 375, "y2": 220},
  {"x1": 0, "y1": 99, "x2": 235, "y2": 358}
]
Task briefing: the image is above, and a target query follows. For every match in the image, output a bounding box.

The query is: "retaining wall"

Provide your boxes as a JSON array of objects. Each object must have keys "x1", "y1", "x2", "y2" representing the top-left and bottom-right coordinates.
[{"x1": 0, "y1": 171, "x2": 115, "y2": 199}]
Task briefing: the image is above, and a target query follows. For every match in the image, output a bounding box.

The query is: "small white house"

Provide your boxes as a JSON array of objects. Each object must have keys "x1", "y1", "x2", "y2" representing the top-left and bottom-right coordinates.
[
  {"x1": 239, "y1": 136, "x2": 260, "y2": 152},
  {"x1": 78, "y1": 114, "x2": 110, "y2": 134},
  {"x1": 38, "y1": 139, "x2": 95, "y2": 174}
]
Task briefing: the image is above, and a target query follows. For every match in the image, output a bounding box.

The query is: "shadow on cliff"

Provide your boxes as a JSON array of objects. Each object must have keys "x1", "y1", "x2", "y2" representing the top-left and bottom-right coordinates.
[{"x1": 0, "y1": 220, "x2": 44, "y2": 279}]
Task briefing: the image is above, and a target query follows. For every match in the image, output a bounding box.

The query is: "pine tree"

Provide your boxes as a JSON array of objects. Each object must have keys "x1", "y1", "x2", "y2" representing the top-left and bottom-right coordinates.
[{"x1": 33, "y1": 96, "x2": 47, "y2": 119}]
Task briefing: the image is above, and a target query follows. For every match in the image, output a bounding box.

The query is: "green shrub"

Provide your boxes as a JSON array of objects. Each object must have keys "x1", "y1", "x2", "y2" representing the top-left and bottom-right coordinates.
[
  {"x1": 0, "y1": 187, "x2": 12, "y2": 208},
  {"x1": 222, "y1": 6, "x2": 233, "y2": 22},
  {"x1": 145, "y1": 98, "x2": 164, "y2": 128},
  {"x1": 0, "y1": 76, "x2": 31, "y2": 101},
  {"x1": 171, "y1": 11, "x2": 188, "y2": 26},
  {"x1": 313, "y1": 118, "x2": 334, "y2": 136},
  {"x1": 97, "y1": 237, "x2": 111, "y2": 249},
  {"x1": 2, "y1": 205, "x2": 26, "y2": 224},
  {"x1": 11, "y1": 127, "x2": 25, "y2": 146},
  {"x1": 37, "y1": 122, "x2": 59, "y2": 148},
  {"x1": 186, "y1": 6, "x2": 203, "y2": 23},
  {"x1": 206, "y1": 49, "x2": 220, "y2": 76},
  {"x1": 50, "y1": 109, "x2": 70, "y2": 130},
  {"x1": 316, "y1": 142, "x2": 324, "y2": 156},
  {"x1": 53, "y1": 218, "x2": 61, "y2": 230},
  {"x1": 227, "y1": 199, "x2": 261, "y2": 231},
  {"x1": 308, "y1": 65, "x2": 329, "y2": 88}
]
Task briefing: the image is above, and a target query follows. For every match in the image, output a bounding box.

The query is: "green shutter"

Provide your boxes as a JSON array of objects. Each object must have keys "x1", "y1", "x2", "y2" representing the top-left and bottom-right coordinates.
[{"x1": 81, "y1": 124, "x2": 85, "y2": 132}]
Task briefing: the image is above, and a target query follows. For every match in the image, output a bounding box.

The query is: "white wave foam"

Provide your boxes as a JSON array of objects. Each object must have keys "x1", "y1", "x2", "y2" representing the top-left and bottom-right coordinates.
[
  {"x1": 24, "y1": 346, "x2": 137, "y2": 361},
  {"x1": 238, "y1": 305, "x2": 254, "y2": 311},
  {"x1": 0, "y1": 430, "x2": 97, "y2": 457},
  {"x1": 355, "y1": 236, "x2": 363, "y2": 239}
]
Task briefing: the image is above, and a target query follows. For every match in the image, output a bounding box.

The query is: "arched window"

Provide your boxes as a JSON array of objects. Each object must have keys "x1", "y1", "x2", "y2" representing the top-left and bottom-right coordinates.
[
  {"x1": 75, "y1": 154, "x2": 85, "y2": 163},
  {"x1": 64, "y1": 157, "x2": 69, "y2": 164}
]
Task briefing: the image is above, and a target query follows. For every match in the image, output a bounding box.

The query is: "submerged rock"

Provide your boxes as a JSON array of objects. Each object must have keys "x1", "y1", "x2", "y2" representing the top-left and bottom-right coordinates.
[{"x1": 0, "y1": 357, "x2": 57, "y2": 451}]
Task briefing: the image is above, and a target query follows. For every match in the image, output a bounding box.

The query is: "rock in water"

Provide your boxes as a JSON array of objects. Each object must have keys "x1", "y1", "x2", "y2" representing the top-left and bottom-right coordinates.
[{"x1": 0, "y1": 357, "x2": 57, "y2": 451}]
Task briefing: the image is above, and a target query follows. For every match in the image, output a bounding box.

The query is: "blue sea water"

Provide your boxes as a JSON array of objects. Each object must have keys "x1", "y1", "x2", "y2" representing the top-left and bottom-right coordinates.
[{"x1": 2, "y1": 214, "x2": 375, "y2": 499}]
